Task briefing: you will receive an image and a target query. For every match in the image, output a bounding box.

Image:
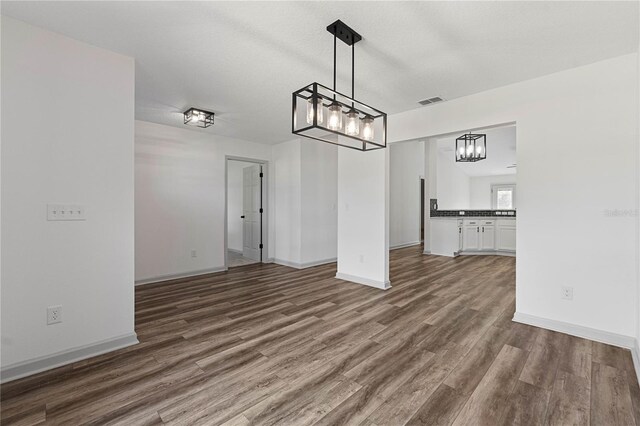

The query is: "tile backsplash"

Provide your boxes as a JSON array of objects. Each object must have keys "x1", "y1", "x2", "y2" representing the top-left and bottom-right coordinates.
[{"x1": 429, "y1": 199, "x2": 516, "y2": 217}]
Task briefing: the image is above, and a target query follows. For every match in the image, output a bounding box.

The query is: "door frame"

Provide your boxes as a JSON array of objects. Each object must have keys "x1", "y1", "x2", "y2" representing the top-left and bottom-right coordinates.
[{"x1": 224, "y1": 156, "x2": 270, "y2": 269}]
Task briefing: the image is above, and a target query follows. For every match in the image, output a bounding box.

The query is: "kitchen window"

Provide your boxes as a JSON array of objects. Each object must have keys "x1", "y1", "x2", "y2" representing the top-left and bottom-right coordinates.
[{"x1": 492, "y1": 184, "x2": 516, "y2": 210}]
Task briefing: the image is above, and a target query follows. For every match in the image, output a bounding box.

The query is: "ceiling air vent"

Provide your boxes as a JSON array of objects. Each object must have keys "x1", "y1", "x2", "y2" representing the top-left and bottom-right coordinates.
[{"x1": 418, "y1": 96, "x2": 444, "y2": 106}]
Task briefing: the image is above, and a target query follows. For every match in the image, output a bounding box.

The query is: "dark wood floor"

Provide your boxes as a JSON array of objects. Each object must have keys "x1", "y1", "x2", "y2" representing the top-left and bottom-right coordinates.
[{"x1": 2, "y1": 246, "x2": 639, "y2": 425}]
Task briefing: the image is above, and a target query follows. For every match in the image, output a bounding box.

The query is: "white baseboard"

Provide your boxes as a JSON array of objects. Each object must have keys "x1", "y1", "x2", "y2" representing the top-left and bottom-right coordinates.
[
  {"x1": 335, "y1": 272, "x2": 391, "y2": 290},
  {"x1": 429, "y1": 251, "x2": 456, "y2": 257},
  {"x1": 274, "y1": 258, "x2": 337, "y2": 269},
  {"x1": 135, "y1": 266, "x2": 228, "y2": 286},
  {"x1": 1, "y1": 332, "x2": 139, "y2": 383},
  {"x1": 513, "y1": 312, "x2": 636, "y2": 349},
  {"x1": 390, "y1": 241, "x2": 421, "y2": 250},
  {"x1": 227, "y1": 248, "x2": 243, "y2": 255},
  {"x1": 632, "y1": 340, "x2": 640, "y2": 386},
  {"x1": 423, "y1": 249, "x2": 431, "y2": 255},
  {"x1": 460, "y1": 250, "x2": 516, "y2": 257},
  {"x1": 633, "y1": 340, "x2": 640, "y2": 386}
]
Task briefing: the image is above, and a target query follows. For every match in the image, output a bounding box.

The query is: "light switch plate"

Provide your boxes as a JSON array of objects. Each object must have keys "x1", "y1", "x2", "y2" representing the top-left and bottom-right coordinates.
[{"x1": 47, "y1": 204, "x2": 86, "y2": 221}]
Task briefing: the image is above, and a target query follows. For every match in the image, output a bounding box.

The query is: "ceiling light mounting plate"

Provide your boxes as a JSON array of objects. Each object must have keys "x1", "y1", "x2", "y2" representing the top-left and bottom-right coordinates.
[{"x1": 326, "y1": 20, "x2": 362, "y2": 46}]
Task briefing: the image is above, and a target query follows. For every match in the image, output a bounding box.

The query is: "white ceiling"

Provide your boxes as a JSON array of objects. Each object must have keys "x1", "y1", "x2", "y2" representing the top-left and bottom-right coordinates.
[
  {"x1": 438, "y1": 126, "x2": 516, "y2": 177},
  {"x1": 2, "y1": 1, "x2": 638, "y2": 144}
]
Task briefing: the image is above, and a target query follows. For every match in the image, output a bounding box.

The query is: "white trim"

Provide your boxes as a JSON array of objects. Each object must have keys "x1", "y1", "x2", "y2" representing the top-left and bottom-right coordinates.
[
  {"x1": 227, "y1": 248, "x2": 243, "y2": 255},
  {"x1": 632, "y1": 340, "x2": 640, "y2": 386},
  {"x1": 423, "y1": 249, "x2": 431, "y2": 255},
  {"x1": 390, "y1": 241, "x2": 421, "y2": 250},
  {"x1": 428, "y1": 251, "x2": 457, "y2": 257},
  {"x1": 274, "y1": 258, "x2": 337, "y2": 269},
  {"x1": 460, "y1": 250, "x2": 516, "y2": 257},
  {"x1": 135, "y1": 266, "x2": 227, "y2": 286},
  {"x1": 1, "y1": 333, "x2": 139, "y2": 383},
  {"x1": 513, "y1": 312, "x2": 636, "y2": 349},
  {"x1": 335, "y1": 272, "x2": 391, "y2": 290}
]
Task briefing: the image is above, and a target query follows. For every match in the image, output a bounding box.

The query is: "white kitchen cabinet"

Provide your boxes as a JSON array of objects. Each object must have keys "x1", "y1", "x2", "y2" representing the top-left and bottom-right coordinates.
[
  {"x1": 463, "y1": 220, "x2": 480, "y2": 250},
  {"x1": 431, "y1": 217, "x2": 515, "y2": 257},
  {"x1": 480, "y1": 220, "x2": 495, "y2": 250},
  {"x1": 496, "y1": 219, "x2": 516, "y2": 251},
  {"x1": 431, "y1": 218, "x2": 464, "y2": 256}
]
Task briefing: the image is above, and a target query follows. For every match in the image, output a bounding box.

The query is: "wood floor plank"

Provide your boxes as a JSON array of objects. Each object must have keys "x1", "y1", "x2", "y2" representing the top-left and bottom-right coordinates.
[
  {"x1": 519, "y1": 329, "x2": 565, "y2": 390},
  {"x1": 1, "y1": 247, "x2": 637, "y2": 425},
  {"x1": 590, "y1": 362, "x2": 636, "y2": 426},
  {"x1": 405, "y1": 383, "x2": 469, "y2": 426},
  {"x1": 451, "y1": 344, "x2": 528, "y2": 426},
  {"x1": 498, "y1": 380, "x2": 550, "y2": 425},
  {"x1": 545, "y1": 370, "x2": 591, "y2": 426}
]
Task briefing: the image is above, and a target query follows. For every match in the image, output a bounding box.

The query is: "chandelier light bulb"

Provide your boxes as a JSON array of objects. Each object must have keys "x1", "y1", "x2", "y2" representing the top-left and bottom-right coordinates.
[
  {"x1": 345, "y1": 109, "x2": 360, "y2": 136},
  {"x1": 327, "y1": 102, "x2": 342, "y2": 130},
  {"x1": 306, "y1": 97, "x2": 324, "y2": 125},
  {"x1": 361, "y1": 116, "x2": 374, "y2": 141}
]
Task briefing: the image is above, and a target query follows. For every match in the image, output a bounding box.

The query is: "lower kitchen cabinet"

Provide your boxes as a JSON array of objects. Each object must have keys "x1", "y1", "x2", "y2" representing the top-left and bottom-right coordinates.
[
  {"x1": 496, "y1": 219, "x2": 516, "y2": 251},
  {"x1": 430, "y1": 217, "x2": 515, "y2": 257},
  {"x1": 480, "y1": 221, "x2": 495, "y2": 250},
  {"x1": 462, "y1": 220, "x2": 480, "y2": 251}
]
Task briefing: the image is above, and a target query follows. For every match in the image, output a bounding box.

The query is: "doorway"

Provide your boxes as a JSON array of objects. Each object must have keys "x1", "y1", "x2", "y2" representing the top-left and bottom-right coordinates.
[{"x1": 225, "y1": 157, "x2": 268, "y2": 268}]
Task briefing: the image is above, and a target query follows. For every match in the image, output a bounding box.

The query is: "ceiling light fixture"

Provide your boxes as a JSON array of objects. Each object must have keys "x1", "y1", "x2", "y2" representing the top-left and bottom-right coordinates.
[
  {"x1": 183, "y1": 108, "x2": 214, "y2": 128},
  {"x1": 455, "y1": 133, "x2": 487, "y2": 162},
  {"x1": 292, "y1": 20, "x2": 387, "y2": 151}
]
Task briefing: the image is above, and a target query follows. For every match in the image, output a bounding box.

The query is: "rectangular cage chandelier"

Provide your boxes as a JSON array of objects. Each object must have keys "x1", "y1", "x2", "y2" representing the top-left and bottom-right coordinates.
[
  {"x1": 455, "y1": 133, "x2": 487, "y2": 162},
  {"x1": 292, "y1": 20, "x2": 387, "y2": 151}
]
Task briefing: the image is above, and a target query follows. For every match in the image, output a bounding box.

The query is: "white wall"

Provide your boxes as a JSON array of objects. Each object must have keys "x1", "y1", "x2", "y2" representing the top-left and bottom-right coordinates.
[
  {"x1": 300, "y1": 140, "x2": 338, "y2": 264},
  {"x1": 436, "y1": 150, "x2": 471, "y2": 210},
  {"x1": 390, "y1": 140, "x2": 425, "y2": 247},
  {"x1": 135, "y1": 120, "x2": 273, "y2": 282},
  {"x1": 1, "y1": 17, "x2": 135, "y2": 373},
  {"x1": 272, "y1": 140, "x2": 302, "y2": 265},
  {"x1": 470, "y1": 174, "x2": 517, "y2": 209},
  {"x1": 227, "y1": 160, "x2": 255, "y2": 252},
  {"x1": 337, "y1": 147, "x2": 390, "y2": 289},
  {"x1": 389, "y1": 53, "x2": 639, "y2": 340},
  {"x1": 272, "y1": 138, "x2": 338, "y2": 267}
]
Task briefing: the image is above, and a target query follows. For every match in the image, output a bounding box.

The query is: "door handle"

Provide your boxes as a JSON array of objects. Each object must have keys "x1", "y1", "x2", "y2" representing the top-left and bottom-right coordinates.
[{"x1": 241, "y1": 215, "x2": 245, "y2": 219}]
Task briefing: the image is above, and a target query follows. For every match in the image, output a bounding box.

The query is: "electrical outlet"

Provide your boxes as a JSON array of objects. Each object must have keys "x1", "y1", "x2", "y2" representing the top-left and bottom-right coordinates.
[
  {"x1": 47, "y1": 305, "x2": 62, "y2": 325},
  {"x1": 47, "y1": 204, "x2": 86, "y2": 221},
  {"x1": 191, "y1": 250, "x2": 197, "y2": 258},
  {"x1": 561, "y1": 287, "x2": 573, "y2": 300}
]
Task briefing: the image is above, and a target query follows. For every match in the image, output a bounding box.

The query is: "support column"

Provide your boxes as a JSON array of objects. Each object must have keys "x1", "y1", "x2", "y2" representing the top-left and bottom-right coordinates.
[{"x1": 336, "y1": 147, "x2": 390, "y2": 289}]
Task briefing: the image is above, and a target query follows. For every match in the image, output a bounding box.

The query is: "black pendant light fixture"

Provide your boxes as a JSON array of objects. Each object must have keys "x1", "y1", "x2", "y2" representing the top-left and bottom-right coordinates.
[
  {"x1": 455, "y1": 133, "x2": 487, "y2": 162},
  {"x1": 292, "y1": 20, "x2": 387, "y2": 151},
  {"x1": 183, "y1": 108, "x2": 215, "y2": 128}
]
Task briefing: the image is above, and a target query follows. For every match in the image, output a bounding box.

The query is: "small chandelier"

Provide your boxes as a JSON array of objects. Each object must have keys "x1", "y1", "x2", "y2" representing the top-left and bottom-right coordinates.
[
  {"x1": 455, "y1": 133, "x2": 487, "y2": 162},
  {"x1": 292, "y1": 20, "x2": 387, "y2": 151},
  {"x1": 183, "y1": 108, "x2": 214, "y2": 128}
]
